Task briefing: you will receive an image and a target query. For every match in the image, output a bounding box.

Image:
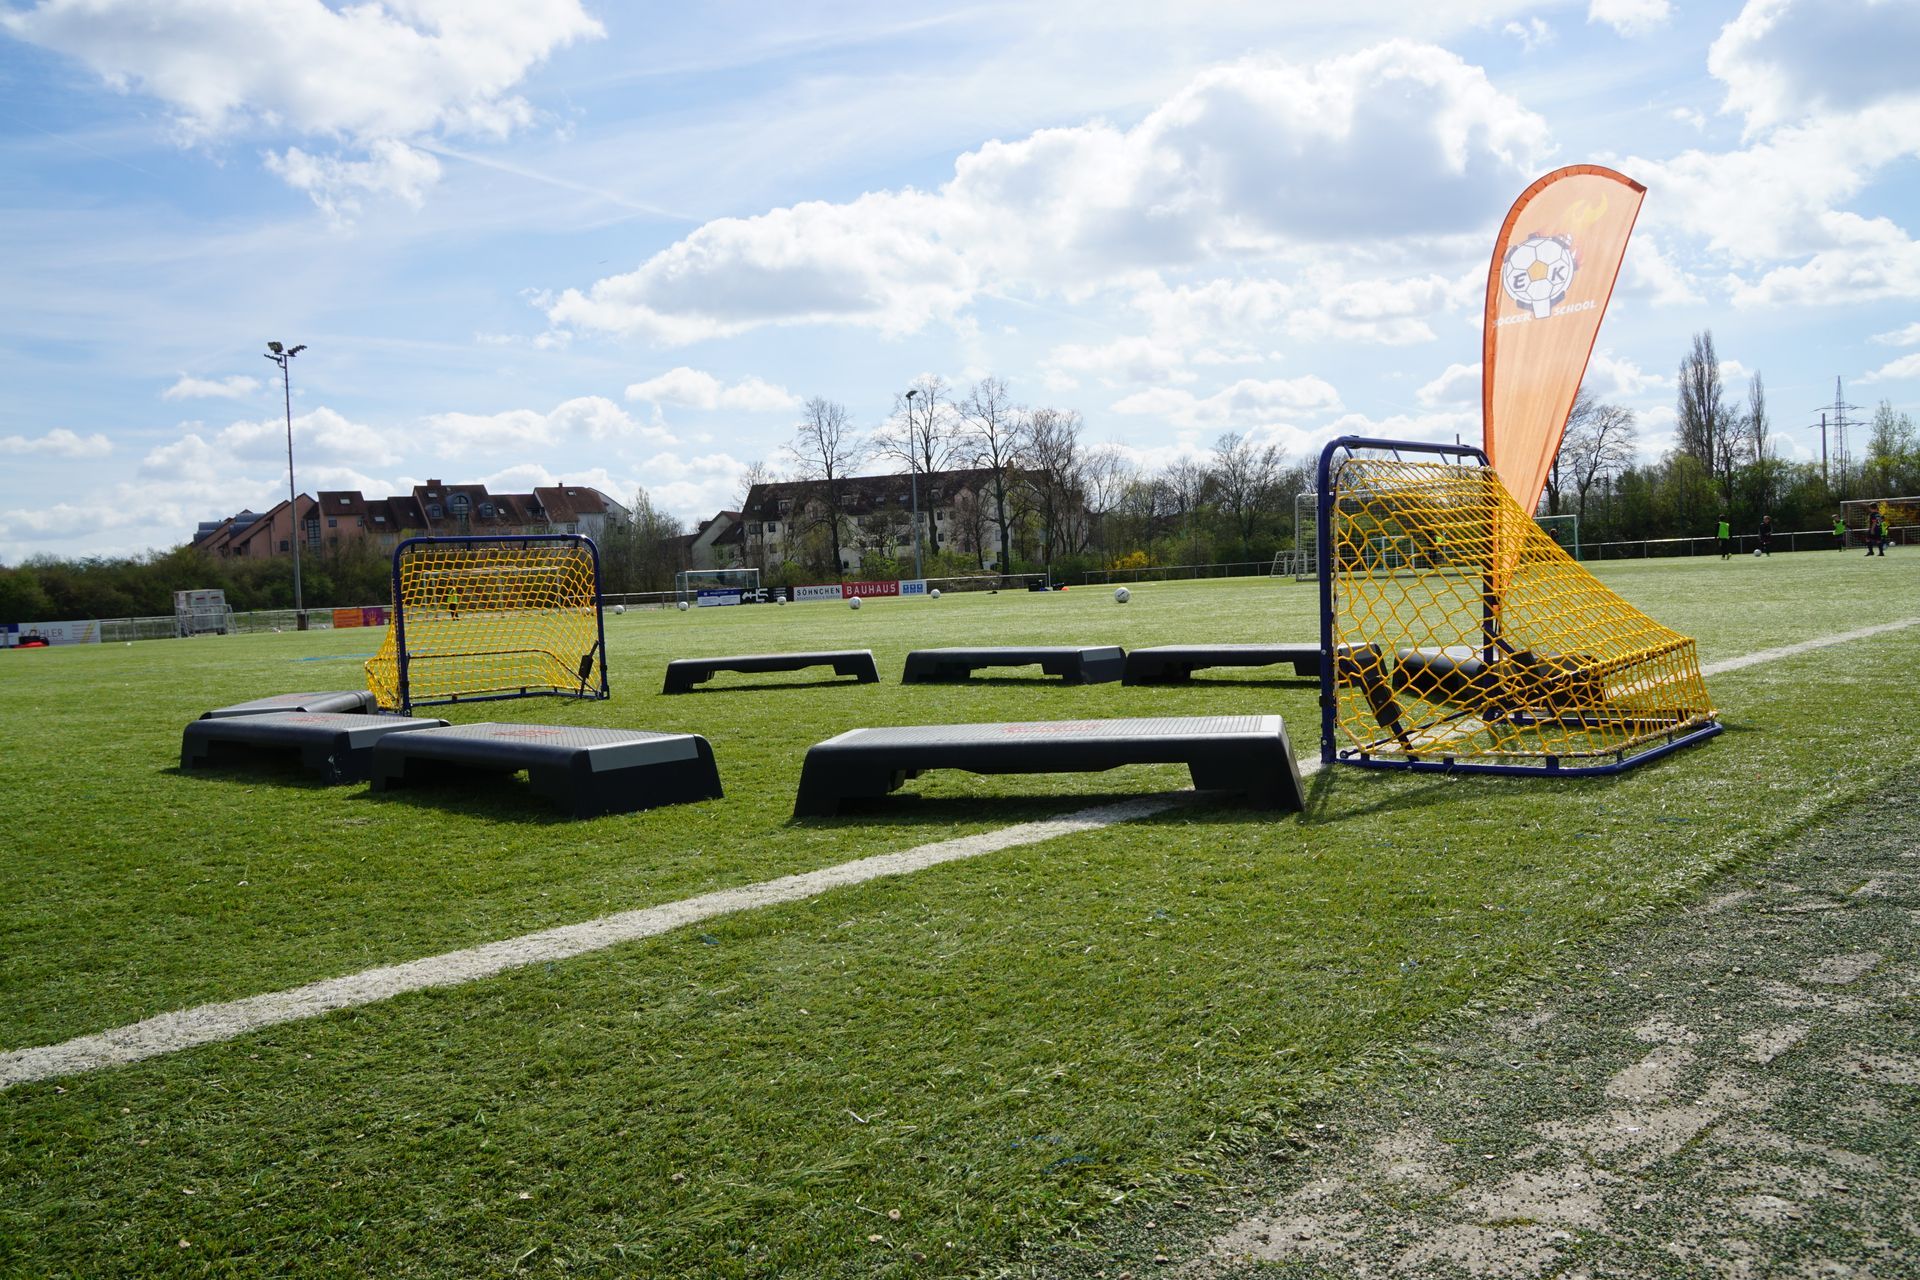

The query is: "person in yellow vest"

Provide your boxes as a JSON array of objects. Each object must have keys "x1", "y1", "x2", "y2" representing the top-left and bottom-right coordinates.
[
  {"x1": 1717, "y1": 516, "x2": 1731, "y2": 559},
  {"x1": 1833, "y1": 514, "x2": 1846, "y2": 551}
]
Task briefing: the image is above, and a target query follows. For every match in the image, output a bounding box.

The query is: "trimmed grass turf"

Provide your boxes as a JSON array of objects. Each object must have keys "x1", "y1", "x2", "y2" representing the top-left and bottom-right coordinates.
[{"x1": 1, "y1": 552, "x2": 1916, "y2": 1276}]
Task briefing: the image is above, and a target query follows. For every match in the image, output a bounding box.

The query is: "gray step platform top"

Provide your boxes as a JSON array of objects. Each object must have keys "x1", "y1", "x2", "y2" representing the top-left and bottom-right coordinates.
[
  {"x1": 795, "y1": 713, "x2": 1302, "y2": 816},
  {"x1": 900, "y1": 645, "x2": 1125, "y2": 684},
  {"x1": 663, "y1": 649, "x2": 879, "y2": 693},
  {"x1": 369, "y1": 722, "x2": 723, "y2": 818},
  {"x1": 181, "y1": 710, "x2": 448, "y2": 784},
  {"x1": 1122, "y1": 644, "x2": 1321, "y2": 684},
  {"x1": 200, "y1": 690, "x2": 379, "y2": 718}
]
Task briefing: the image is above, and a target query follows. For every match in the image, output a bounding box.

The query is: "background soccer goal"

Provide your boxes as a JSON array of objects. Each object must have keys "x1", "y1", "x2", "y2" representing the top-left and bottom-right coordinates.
[
  {"x1": 675, "y1": 567, "x2": 763, "y2": 606},
  {"x1": 366, "y1": 535, "x2": 610, "y2": 713}
]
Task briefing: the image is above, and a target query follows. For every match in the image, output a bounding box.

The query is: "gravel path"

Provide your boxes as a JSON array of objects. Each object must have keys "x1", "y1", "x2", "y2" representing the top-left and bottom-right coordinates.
[{"x1": 1057, "y1": 770, "x2": 1920, "y2": 1279}]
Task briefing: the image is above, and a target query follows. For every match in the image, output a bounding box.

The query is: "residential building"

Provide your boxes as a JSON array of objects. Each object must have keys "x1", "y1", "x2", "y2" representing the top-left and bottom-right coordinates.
[
  {"x1": 737, "y1": 467, "x2": 1022, "y2": 575},
  {"x1": 192, "y1": 481, "x2": 629, "y2": 558}
]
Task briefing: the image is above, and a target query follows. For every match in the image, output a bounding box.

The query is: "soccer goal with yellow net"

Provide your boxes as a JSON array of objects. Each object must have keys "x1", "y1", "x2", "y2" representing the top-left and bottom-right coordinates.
[
  {"x1": 365, "y1": 535, "x2": 609, "y2": 714},
  {"x1": 1316, "y1": 436, "x2": 1719, "y2": 775}
]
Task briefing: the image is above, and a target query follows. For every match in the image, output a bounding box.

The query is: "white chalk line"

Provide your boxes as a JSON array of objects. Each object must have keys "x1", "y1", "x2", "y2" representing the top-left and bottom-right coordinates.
[{"x1": 5, "y1": 616, "x2": 1913, "y2": 1089}]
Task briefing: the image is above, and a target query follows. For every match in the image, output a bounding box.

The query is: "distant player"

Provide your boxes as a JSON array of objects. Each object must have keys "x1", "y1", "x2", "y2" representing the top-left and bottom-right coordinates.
[
  {"x1": 1866, "y1": 510, "x2": 1886, "y2": 557},
  {"x1": 1717, "y1": 516, "x2": 1731, "y2": 560},
  {"x1": 1833, "y1": 514, "x2": 1847, "y2": 551},
  {"x1": 1758, "y1": 514, "x2": 1772, "y2": 556}
]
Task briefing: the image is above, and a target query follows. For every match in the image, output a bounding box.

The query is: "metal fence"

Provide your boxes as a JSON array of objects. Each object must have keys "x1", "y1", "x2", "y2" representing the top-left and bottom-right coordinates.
[
  {"x1": 1078, "y1": 559, "x2": 1276, "y2": 586},
  {"x1": 1581, "y1": 524, "x2": 1914, "y2": 561}
]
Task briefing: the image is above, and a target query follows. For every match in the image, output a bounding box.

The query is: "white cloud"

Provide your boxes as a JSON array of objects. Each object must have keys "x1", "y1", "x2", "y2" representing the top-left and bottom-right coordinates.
[
  {"x1": 547, "y1": 42, "x2": 1548, "y2": 343},
  {"x1": 210, "y1": 406, "x2": 405, "y2": 469},
  {"x1": 1503, "y1": 18, "x2": 1552, "y2": 51},
  {"x1": 1709, "y1": 0, "x2": 1920, "y2": 134},
  {"x1": 1669, "y1": 106, "x2": 1706, "y2": 131},
  {"x1": 162, "y1": 374, "x2": 261, "y2": 401},
  {"x1": 1284, "y1": 271, "x2": 1470, "y2": 346},
  {"x1": 1584, "y1": 350, "x2": 1668, "y2": 398},
  {"x1": 1620, "y1": 233, "x2": 1703, "y2": 307},
  {"x1": 1870, "y1": 322, "x2": 1920, "y2": 347},
  {"x1": 264, "y1": 139, "x2": 443, "y2": 223},
  {"x1": 3, "y1": 0, "x2": 601, "y2": 213},
  {"x1": 1417, "y1": 361, "x2": 1480, "y2": 407},
  {"x1": 426, "y1": 395, "x2": 676, "y2": 457},
  {"x1": 1111, "y1": 376, "x2": 1342, "y2": 428},
  {"x1": 1588, "y1": 0, "x2": 1672, "y2": 39},
  {"x1": 2, "y1": 0, "x2": 601, "y2": 142},
  {"x1": 624, "y1": 367, "x2": 799, "y2": 412},
  {"x1": 1861, "y1": 352, "x2": 1920, "y2": 384},
  {"x1": 1041, "y1": 337, "x2": 1194, "y2": 387},
  {"x1": 1729, "y1": 213, "x2": 1920, "y2": 308},
  {"x1": 0, "y1": 427, "x2": 113, "y2": 458}
]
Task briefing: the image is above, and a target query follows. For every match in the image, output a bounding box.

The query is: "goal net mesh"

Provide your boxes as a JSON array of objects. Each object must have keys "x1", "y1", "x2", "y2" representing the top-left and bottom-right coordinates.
[
  {"x1": 366, "y1": 537, "x2": 607, "y2": 712},
  {"x1": 1327, "y1": 452, "x2": 1715, "y2": 769}
]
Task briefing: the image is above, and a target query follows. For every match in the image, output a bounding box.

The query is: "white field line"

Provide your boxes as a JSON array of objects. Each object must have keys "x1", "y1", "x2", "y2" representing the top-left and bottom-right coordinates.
[{"x1": 4, "y1": 616, "x2": 1913, "y2": 1090}]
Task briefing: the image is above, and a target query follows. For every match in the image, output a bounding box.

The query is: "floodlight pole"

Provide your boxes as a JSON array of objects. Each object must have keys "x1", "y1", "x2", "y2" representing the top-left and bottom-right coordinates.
[
  {"x1": 264, "y1": 342, "x2": 308, "y2": 629},
  {"x1": 904, "y1": 388, "x2": 925, "y2": 580}
]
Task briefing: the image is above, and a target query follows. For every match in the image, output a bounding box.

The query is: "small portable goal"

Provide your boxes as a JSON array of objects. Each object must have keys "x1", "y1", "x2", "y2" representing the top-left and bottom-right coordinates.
[{"x1": 366, "y1": 535, "x2": 610, "y2": 714}]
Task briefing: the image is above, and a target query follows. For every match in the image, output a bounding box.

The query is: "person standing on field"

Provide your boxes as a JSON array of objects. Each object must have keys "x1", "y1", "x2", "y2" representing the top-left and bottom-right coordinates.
[
  {"x1": 1866, "y1": 510, "x2": 1884, "y2": 557},
  {"x1": 1718, "y1": 515, "x2": 1731, "y2": 559},
  {"x1": 1833, "y1": 514, "x2": 1847, "y2": 550},
  {"x1": 1759, "y1": 514, "x2": 1773, "y2": 556}
]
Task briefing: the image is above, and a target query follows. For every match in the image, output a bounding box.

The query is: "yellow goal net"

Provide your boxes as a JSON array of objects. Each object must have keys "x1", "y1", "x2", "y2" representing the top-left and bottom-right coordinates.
[
  {"x1": 366, "y1": 535, "x2": 609, "y2": 713},
  {"x1": 1317, "y1": 438, "x2": 1719, "y2": 775}
]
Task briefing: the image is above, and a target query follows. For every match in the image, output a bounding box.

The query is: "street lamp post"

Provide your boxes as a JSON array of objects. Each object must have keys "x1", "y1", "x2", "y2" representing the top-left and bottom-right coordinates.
[
  {"x1": 264, "y1": 341, "x2": 308, "y2": 628},
  {"x1": 904, "y1": 388, "x2": 925, "y2": 580}
]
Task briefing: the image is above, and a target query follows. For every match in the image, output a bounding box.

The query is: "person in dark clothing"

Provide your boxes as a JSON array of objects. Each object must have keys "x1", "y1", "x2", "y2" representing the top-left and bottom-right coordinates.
[
  {"x1": 1758, "y1": 514, "x2": 1773, "y2": 556},
  {"x1": 1866, "y1": 511, "x2": 1884, "y2": 556}
]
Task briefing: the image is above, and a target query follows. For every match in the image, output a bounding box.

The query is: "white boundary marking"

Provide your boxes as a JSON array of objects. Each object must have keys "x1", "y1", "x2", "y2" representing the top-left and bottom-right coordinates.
[{"x1": 5, "y1": 617, "x2": 1913, "y2": 1089}]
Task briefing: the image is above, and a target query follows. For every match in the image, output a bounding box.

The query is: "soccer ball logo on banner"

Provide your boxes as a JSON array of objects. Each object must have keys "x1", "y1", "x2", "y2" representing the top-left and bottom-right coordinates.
[{"x1": 1501, "y1": 233, "x2": 1576, "y2": 319}]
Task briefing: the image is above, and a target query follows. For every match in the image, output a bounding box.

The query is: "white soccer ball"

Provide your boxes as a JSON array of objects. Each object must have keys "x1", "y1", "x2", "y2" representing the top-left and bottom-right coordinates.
[
  {"x1": 777, "y1": 597, "x2": 786, "y2": 606},
  {"x1": 676, "y1": 600, "x2": 689, "y2": 612},
  {"x1": 1114, "y1": 586, "x2": 1131, "y2": 604},
  {"x1": 1753, "y1": 548, "x2": 1763, "y2": 557},
  {"x1": 1501, "y1": 233, "x2": 1576, "y2": 318},
  {"x1": 613, "y1": 603, "x2": 626, "y2": 615},
  {"x1": 849, "y1": 596, "x2": 862, "y2": 610},
  {"x1": 930, "y1": 589, "x2": 941, "y2": 599}
]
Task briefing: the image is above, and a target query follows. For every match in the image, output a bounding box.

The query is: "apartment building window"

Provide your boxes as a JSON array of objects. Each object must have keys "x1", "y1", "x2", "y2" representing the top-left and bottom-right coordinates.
[
  {"x1": 327, "y1": 518, "x2": 338, "y2": 528},
  {"x1": 426, "y1": 503, "x2": 443, "y2": 518},
  {"x1": 449, "y1": 494, "x2": 471, "y2": 519}
]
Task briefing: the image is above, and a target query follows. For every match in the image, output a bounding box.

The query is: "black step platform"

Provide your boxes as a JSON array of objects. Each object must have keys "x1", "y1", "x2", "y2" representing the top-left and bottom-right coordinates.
[
  {"x1": 793, "y1": 715, "x2": 1303, "y2": 816},
  {"x1": 1121, "y1": 643, "x2": 1321, "y2": 685},
  {"x1": 663, "y1": 649, "x2": 879, "y2": 694},
  {"x1": 899, "y1": 645, "x2": 1125, "y2": 684},
  {"x1": 181, "y1": 711, "x2": 448, "y2": 784},
  {"x1": 369, "y1": 722, "x2": 722, "y2": 818},
  {"x1": 200, "y1": 690, "x2": 380, "y2": 719}
]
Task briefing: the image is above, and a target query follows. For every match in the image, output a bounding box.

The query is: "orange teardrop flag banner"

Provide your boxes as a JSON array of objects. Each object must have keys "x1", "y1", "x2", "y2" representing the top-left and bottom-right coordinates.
[{"x1": 1483, "y1": 165, "x2": 1645, "y2": 515}]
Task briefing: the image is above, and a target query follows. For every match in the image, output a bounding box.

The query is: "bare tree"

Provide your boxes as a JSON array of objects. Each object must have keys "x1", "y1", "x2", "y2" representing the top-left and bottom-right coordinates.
[
  {"x1": 1746, "y1": 373, "x2": 1772, "y2": 514},
  {"x1": 785, "y1": 397, "x2": 865, "y2": 576},
  {"x1": 1676, "y1": 329, "x2": 1742, "y2": 503},
  {"x1": 1162, "y1": 457, "x2": 1210, "y2": 540},
  {"x1": 1022, "y1": 407, "x2": 1087, "y2": 577},
  {"x1": 601, "y1": 486, "x2": 686, "y2": 592},
  {"x1": 1078, "y1": 445, "x2": 1131, "y2": 558},
  {"x1": 1210, "y1": 431, "x2": 1284, "y2": 559},
  {"x1": 1117, "y1": 473, "x2": 1170, "y2": 562},
  {"x1": 958, "y1": 376, "x2": 1026, "y2": 572},
  {"x1": 872, "y1": 374, "x2": 957, "y2": 574},
  {"x1": 1561, "y1": 397, "x2": 1638, "y2": 524}
]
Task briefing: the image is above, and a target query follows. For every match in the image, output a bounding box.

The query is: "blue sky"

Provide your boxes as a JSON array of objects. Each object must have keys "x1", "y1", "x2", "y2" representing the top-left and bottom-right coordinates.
[{"x1": 3, "y1": 0, "x2": 1916, "y2": 561}]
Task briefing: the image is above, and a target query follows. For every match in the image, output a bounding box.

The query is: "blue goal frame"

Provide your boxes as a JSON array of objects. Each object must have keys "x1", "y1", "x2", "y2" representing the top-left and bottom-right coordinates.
[
  {"x1": 388, "y1": 533, "x2": 611, "y2": 713},
  {"x1": 1315, "y1": 435, "x2": 1721, "y2": 777}
]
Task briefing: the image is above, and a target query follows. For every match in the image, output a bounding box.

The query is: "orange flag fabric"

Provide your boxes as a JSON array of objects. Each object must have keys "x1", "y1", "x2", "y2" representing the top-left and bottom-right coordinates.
[{"x1": 1482, "y1": 165, "x2": 1645, "y2": 515}]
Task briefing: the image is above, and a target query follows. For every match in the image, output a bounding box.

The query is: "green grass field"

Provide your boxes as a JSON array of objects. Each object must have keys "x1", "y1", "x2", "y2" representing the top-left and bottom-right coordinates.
[{"x1": 2, "y1": 553, "x2": 1915, "y2": 1277}]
